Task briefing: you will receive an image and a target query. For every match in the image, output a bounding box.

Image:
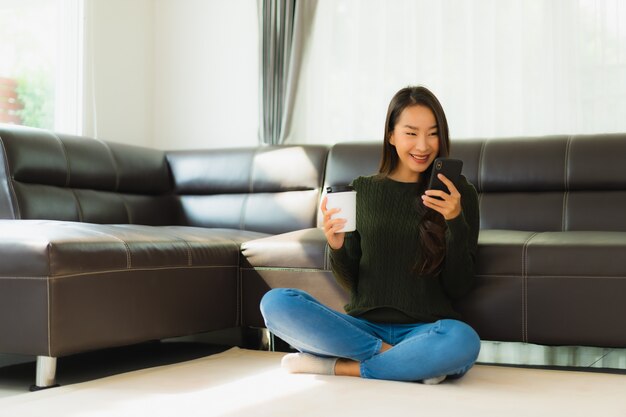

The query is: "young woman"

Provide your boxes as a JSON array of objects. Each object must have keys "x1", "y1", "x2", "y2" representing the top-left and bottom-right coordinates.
[{"x1": 260, "y1": 86, "x2": 480, "y2": 384}]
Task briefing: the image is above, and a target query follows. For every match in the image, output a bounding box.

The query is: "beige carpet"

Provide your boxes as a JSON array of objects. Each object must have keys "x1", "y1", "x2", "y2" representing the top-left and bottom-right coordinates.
[{"x1": 0, "y1": 347, "x2": 624, "y2": 417}]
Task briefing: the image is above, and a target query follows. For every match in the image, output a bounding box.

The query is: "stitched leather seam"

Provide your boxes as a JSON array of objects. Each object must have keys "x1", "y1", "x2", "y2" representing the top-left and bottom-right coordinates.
[
  {"x1": 473, "y1": 274, "x2": 523, "y2": 278},
  {"x1": 0, "y1": 276, "x2": 51, "y2": 281},
  {"x1": 18, "y1": 265, "x2": 238, "y2": 280},
  {"x1": 249, "y1": 149, "x2": 258, "y2": 194},
  {"x1": 241, "y1": 149, "x2": 258, "y2": 230},
  {"x1": 521, "y1": 232, "x2": 538, "y2": 343},
  {"x1": 525, "y1": 275, "x2": 626, "y2": 279},
  {"x1": 71, "y1": 225, "x2": 132, "y2": 269},
  {"x1": 151, "y1": 228, "x2": 194, "y2": 267},
  {"x1": 12, "y1": 270, "x2": 625, "y2": 280},
  {"x1": 564, "y1": 135, "x2": 572, "y2": 191},
  {"x1": 562, "y1": 135, "x2": 573, "y2": 231},
  {"x1": 472, "y1": 274, "x2": 626, "y2": 279},
  {"x1": 0, "y1": 139, "x2": 21, "y2": 218},
  {"x1": 477, "y1": 139, "x2": 487, "y2": 192},
  {"x1": 45, "y1": 240, "x2": 52, "y2": 356},
  {"x1": 240, "y1": 195, "x2": 249, "y2": 230},
  {"x1": 47, "y1": 275, "x2": 51, "y2": 356},
  {"x1": 562, "y1": 191, "x2": 569, "y2": 231},
  {"x1": 71, "y1": 189, "x2": 85, "y2": 222},
  {"x1": 237, "y1": 249, "x2": 242, "y2": 327},
  {"x1": 122, "y1": 242, "x2": 131, "y2": 268},
  {"x1": 51, "y1": 131, "x2": 70, "y2": 187},
  {"x1": 119, "y1": 195, "x2": 133, "y2": 224},
  {"x1": 245, "y1": 266, "x2": 331, "y2": 272}
]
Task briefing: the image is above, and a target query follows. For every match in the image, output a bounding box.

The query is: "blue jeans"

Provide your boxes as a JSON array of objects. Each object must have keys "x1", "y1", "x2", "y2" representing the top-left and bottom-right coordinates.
[{"x1": 260, "y1": 288, "x2": 481, "y2": 382}]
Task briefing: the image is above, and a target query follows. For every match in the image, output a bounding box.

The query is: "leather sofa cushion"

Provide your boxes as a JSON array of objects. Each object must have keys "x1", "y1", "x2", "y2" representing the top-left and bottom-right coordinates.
[
  {"x1": 524, "y1": 231, "x2": 626, "y2": 346},
  {"x1": 526, "y1": 231, "x2": 626, "y2": 276},
  {"x1": 242, "y1": 228, "x2": 536, "y2": 276},
  {"x1": 241, "y1": 228, "x2": 328, "y2": 270},
  {"x1": 480, "y1": 136, "x2": 569, "y2": 192},
  {"x1": 322, "y1": 142, "x2": 381, "y2": 189},
  {"x1": 246, "y1": 221, "x2": 626, "y2": 282},
  {"x1": 453, "y1": 134, "x2": 626, "y2": 232},
  {"x1": 479, "y1": 192, "x2": 565, "y2": 231},
  {"x1": 464, "y1": 230, "x2": 626, "y2": 346},
  {"x1": 10, "y1": 183, "x2": 180, "y2": 225},
  {"x1": 475, "y1": 230, "x2": 536, "y2": 276},
  {"x1": 241, "y1": 227, "x2": 626, "y2": 347},
  {"x1": 0, "y1": 220, "x2": 269, "y2": 357},
  {"x1": 0, "y1": 126, "x2": 175, "y2": 224},
  {"x1": 0, "y1": 128, "x2": 170, "y2": 194},
  {"x1": 0, "y1": 220, "x2": 268, "y2": 277},
  {"x1": 452, "y1": 135, "x2": 626, "y2": 192},
  {"x1": 567, "y1": 134, "x2": 626, "y2": 190},
  {"x1": 565, "y1": 191, "x2": 626, "y2": 231},
  {"x1": 167, "y1": 146, "x2": 329, "y2": 234},
  {"x1": 240, "y1": 228, "x2": 347, "y2": 328}
]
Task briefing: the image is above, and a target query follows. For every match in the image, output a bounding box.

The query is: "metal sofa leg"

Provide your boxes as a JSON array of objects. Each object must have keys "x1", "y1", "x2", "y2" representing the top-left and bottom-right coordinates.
[
  {"x1": 262, "y1": 328, "x2": 276, "y2": 351},
  {"x1": 241, "y1": 327, "x2": 294, "y2": 352},
  {"x1": 263, "y1": 329, "x2": 296, "y2": 353},
  {"x1": 241, "y1": 327, "x2": 276, "y2": 351},
  {"x1": 30, "y1": 356, "x2": 60, "y2": 391}
]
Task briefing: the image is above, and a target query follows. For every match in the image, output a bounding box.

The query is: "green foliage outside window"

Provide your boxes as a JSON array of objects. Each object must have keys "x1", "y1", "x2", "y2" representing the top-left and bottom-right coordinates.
[{"x1": 15, "y1": 70, "x2": 54, "y2": 130}]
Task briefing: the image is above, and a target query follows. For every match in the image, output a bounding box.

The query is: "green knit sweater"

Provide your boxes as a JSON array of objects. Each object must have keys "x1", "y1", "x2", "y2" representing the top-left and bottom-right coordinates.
[{"x1": 329, "y1": 175, "x2": 480, "y2": 324}]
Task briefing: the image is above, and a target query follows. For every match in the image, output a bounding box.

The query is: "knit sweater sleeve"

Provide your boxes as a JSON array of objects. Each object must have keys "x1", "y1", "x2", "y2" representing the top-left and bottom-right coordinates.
[
  {"x1": 439, "y1": 177, "x2": 480, "y2": 300},
  {"x1": 328, "y1": 177, "x2": 363, "y2": 293},
  {"x1": 329, "y1": 230, "x2": 361, "y2": 293}
]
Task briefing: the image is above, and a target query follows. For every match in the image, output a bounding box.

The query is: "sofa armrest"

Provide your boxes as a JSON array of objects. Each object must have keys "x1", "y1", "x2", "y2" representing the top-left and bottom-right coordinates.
[{"x1": 241, "y1": 227, "x2": 328, "y2": 270}]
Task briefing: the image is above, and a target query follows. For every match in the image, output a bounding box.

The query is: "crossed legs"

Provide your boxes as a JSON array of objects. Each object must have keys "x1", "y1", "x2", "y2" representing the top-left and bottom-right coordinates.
[{"x1": 260, "y1": 288, "x2": 480, "y2": 382}]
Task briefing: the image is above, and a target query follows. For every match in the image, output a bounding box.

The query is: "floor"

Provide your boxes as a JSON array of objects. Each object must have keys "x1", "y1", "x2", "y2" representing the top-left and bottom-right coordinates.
[
  {"x1": 0, "y1": 340, "x2": 230, "y2": 398},
  {"x1": 1, "y1": 328, "x2": 625, "y2": 399},
  {"x1": 2, "y1": 346, "x2": 625, "y2": 417}
]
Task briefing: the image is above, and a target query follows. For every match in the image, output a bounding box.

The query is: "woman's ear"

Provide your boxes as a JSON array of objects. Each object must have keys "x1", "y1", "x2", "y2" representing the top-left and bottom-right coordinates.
[{"x1": 388, "y1": 132, "x2": 395, "y2": 146}]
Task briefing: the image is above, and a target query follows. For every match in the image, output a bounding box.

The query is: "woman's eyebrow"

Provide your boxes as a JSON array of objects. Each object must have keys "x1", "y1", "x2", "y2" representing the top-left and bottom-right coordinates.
[{"x1": 402, "y1": 124, "x2": 438, "y2": 130}]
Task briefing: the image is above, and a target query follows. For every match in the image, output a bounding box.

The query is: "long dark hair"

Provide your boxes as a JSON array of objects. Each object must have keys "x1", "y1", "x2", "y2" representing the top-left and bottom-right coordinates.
[{"x1": 378, "y1": 86, "x2": 450, "y2": 275}]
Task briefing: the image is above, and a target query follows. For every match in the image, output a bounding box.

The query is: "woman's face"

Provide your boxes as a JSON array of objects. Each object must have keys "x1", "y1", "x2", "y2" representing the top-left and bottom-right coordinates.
[{"x1": 389, "y1": 104, "x2": 440, "y2": 182}]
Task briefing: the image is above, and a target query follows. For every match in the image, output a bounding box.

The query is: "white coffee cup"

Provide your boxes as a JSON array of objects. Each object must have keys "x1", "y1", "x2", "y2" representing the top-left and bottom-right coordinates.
[{"x1": 325, "y1": 185, "x2": 357, "y2": 233}]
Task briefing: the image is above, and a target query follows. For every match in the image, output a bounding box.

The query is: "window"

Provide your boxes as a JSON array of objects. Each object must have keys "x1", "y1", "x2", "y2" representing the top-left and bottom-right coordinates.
[
  {"x1": 288, "y1": 0, "x2": 626, "y2": 144},
  {"x1": 0, "y1": 0, "x2": 83, "y2": 134}
]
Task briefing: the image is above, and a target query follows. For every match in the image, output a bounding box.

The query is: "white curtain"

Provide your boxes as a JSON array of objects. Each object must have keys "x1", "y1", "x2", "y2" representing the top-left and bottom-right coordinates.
[
  {"x1": 286, "y1": 0, "x2": 626, "y2": 144},
  {"x1": 258, "y1": 0, "x2": 317, "y2": 145}
]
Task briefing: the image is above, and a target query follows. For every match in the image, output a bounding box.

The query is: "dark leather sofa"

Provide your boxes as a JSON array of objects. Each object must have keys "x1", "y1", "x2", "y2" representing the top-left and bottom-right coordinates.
[{"x1": 1, "y1": 124, "x2": 625, "y2": 389}]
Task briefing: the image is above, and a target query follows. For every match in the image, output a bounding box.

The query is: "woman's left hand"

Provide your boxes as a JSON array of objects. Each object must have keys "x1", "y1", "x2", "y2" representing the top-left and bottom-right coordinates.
[{"x1": 422, "y1": 174, "x2": 462, "y2": 220}]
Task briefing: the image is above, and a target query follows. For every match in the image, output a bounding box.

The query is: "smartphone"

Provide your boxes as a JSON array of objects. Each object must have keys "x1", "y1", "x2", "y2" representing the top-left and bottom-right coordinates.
[{"x1": 427, "y1": 158, "x2": 463, "y2": 196}]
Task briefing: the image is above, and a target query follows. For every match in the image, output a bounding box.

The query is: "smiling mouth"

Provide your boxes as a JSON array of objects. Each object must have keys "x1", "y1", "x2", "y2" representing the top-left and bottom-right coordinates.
[{"x1": 410, "y1": 154, "x2": 429, "y2": 163}]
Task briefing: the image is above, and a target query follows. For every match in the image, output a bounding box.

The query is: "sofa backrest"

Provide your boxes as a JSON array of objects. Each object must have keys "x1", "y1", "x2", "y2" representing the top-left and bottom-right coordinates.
[
  {"x1": 0, "y1": 124, "x2": 329, "y2": 234},
  {"x1": 324, "y1": 134, "x2": 626, "y2": 232},
  {"x1": 0, "y1": 124, "x2": 177, "y2": 225},
  {"x1": 4, "y1": 123, "x2": 624, "y2": 234},
  {"x1": 453, "y1": 134, "x2": 626, "y2": 232},
  {"x1": 166, "y1": 145, "x2": 329, "y2": 234}
]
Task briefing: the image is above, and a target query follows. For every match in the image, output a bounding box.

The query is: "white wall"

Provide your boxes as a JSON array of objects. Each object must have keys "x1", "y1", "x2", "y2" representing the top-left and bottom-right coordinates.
[
  {"x1": 153, "y1": 0, "x2": 259, "y2": 150},
  {"x1": 83, "y1": 0, "x2": 259, "y2": 150},
  {"x1": 83, "y1": 0, "x2": 155, "y2": 148}
]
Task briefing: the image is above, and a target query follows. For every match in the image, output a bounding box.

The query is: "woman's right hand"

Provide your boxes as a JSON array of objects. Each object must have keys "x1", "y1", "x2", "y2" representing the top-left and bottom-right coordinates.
[{"x1": 321, "y1": 196, "x2": 346, "y2": 250}]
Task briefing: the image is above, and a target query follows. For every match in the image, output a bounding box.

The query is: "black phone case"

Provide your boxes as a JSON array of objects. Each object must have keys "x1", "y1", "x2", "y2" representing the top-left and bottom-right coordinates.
[{"x1": 428, "y1": 158, "x2": 463, "y2": 193}]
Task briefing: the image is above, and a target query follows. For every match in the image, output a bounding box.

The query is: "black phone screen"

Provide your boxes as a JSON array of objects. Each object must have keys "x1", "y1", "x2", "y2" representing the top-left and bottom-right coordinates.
[{"x1": 427, "y1": 158, "x2": 463, "y2": 194}]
